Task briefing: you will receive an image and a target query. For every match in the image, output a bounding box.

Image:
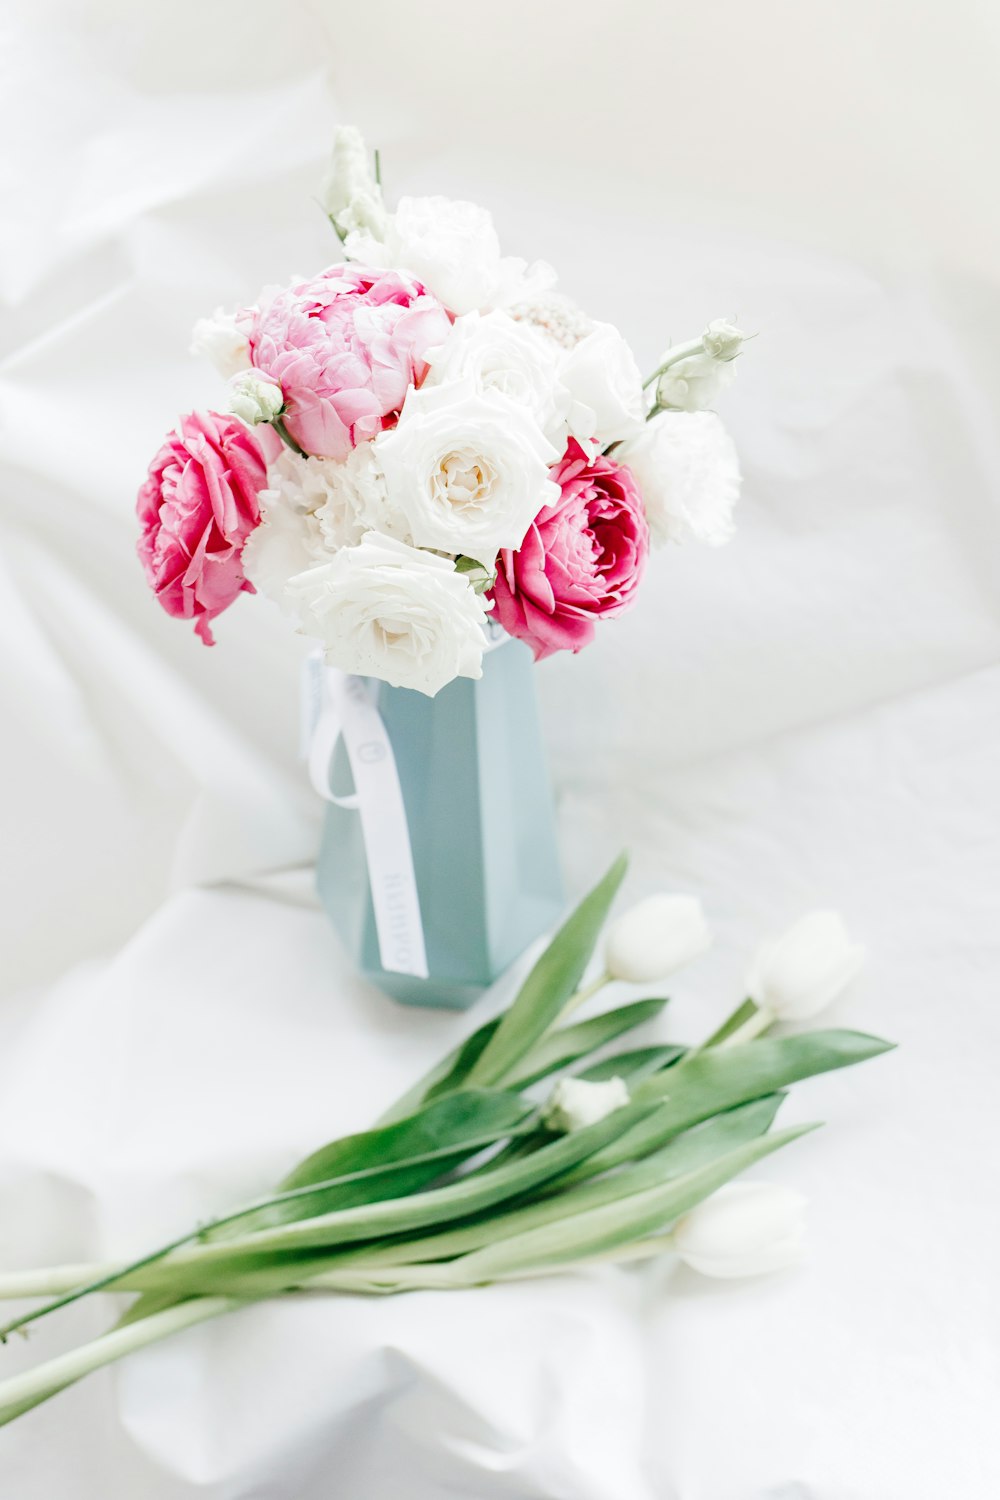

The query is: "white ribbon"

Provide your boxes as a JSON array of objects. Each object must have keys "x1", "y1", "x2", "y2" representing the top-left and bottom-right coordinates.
[{"x1": 302, "y1": 653, "x2": 428, "y2": 979}]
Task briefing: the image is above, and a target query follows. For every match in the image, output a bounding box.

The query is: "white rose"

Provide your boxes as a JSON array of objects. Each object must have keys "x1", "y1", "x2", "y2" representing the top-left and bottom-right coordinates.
[
  {"x1": 375, "y1": 381, "x2": 559, "y2": 567},
  {"x1": 619, "y1": 410, "x2": 741, "y2": 548},
  {"x1": 425, "y1": 310, "x2": 570, "y2": 449},
  {"x1": 746, "y1": 911, "x2": 866, "y2": 1023},
  {"x1": 284, "y1": 533, "x2": 489, "y2": 696},
  {"x1": 656, "y1": 351, "x2": 738, "y2": 413},
  {"x1": 561, "y1": 322, "x2": 646, "y2": 449},
  {"x1": 542, "y1": 1076, "x2": 630, "y2": 1133},
  {"x1": 227, "y1": 370, "x2": 284, "y2": 426},
  {"x1": 190, "y1": 307, "x2": 250, "y2": 379},
  {"x1": 672, "y1": 1182, "x2": 807, "y2": 1279},
  {"x1": 321, "y1": 125, "x2": 386, "y2": 239},
  {"x1": 604, "y1": 894, "x2": 711, "y2": 983}
]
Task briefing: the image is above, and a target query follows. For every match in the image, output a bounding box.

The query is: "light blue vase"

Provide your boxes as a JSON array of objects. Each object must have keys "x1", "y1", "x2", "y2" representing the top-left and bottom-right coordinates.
[{"x1": 316, "y1": 637, "x2": 564, "y2": 1009}]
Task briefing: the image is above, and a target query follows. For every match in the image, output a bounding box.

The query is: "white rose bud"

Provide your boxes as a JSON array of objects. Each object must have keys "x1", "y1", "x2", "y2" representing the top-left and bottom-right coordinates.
[
  {"x1": 228, "y1": 370, "x2": 284, "y2": 426},
  {"x1": 604, "y1": 894, "x2": 711, "y2": 983},
  {"x1": 656, "y1": 351, "x2": 738, "y2": 413},
  {"x1": 701, "y1": 318, "x2": 746, "y2": 361},
  {"x1": 322, "y1": 125, "x2": 386, "y2": 239},
  {"x1": 672, "y1": 1182, "x2": 807, "y2": 1278},
  {"x1": 190, "y1": 307, "x2": 251, "y2": 379},
  {"x1": 746, "y1": 911, "x2": 865, "y2": 1022},
  {"x1": 543, "y1": 1076, "x2": 630, "y2": 1133}
]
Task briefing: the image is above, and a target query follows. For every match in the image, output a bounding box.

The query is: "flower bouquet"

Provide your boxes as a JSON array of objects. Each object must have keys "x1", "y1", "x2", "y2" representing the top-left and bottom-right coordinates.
[
  {"x1": 137, "y1": 127, "x2": 748, "y2": 1006},
  {"x1": 0, "y1": 856, "x2": 891, "y2": 1428}
]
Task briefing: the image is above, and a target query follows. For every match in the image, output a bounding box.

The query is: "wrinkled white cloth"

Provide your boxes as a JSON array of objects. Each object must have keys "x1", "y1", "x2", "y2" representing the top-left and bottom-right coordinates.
[{"x1": 2, "y1": 3, "x2": 999, "y2": 1496}]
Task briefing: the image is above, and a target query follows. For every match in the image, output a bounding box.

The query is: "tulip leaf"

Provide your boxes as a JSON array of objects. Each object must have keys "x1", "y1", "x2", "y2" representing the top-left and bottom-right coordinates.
[
  {"x1": 120, "y1": 1097, "x2": 660, "y2": 1298},
  {"x1": 215, "y1": 1090, "x2": 533, "y2": 1237},
  {"x1": 505, "y1": 998, "x2": 669, "y2": 1088},
  {"x1": 577, "y1": 1044, "x2": 685, "y2": 1085},
  {"x1": 378, "y1": 1016, "x2": 502, "y2": 1124},
  {"x1": 453, "y1": 1121, "x2": 818, "y2": 1281},
  {"x1": 464, "y1": 853, "x2": 629, "y2": 1088},
  {"x1": 568, "y1": 1028, "x2": 894, "y2": 1183}
]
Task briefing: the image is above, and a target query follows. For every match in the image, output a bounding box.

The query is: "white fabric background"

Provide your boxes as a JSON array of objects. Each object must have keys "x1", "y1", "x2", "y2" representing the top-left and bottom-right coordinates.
[{"x1": 2, "y1": 2, "x2": 999, "y2": 1494}]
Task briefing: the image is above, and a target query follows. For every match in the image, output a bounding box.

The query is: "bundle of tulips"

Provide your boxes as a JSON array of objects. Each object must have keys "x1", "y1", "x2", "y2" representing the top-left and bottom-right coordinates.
[{"x1": 0, "y1": 857, "x2": 890, "y2": 1426}]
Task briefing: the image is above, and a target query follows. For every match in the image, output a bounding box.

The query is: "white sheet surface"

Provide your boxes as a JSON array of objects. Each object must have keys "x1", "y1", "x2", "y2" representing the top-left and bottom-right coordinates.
[{"x1": 2, "y1": 3, "x2": 999, "y2": 1494}]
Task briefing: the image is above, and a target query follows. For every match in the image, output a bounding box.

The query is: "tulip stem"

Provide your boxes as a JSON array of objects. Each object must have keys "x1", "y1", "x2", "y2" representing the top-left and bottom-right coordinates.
[
  {"x1": 557, "y1": 970, "x2": 611, "y2": 1024},
  {"x1": 718, "y1": 1005, "x2": 776, "y2": 1049}
]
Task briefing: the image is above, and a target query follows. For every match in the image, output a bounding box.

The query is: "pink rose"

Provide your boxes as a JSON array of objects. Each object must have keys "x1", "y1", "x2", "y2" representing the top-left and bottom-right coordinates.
[
  {"x1": 243, "y1": 264, "x2": 452, "y2": 459},
  {"x1": 489, "y1": 438, "x2": 649, "y2": 660},
  {"x1": 136, "y1": 411, "x2": 278, "y2": 645}
]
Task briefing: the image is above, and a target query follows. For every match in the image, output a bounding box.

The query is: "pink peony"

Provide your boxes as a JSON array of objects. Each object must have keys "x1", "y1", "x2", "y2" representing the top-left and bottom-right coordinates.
[
  {"x1": 243, "y1": 264, "x2": 452, "y2": 459},
  {"x1": 136, "y1": 411, "x2": 278, "y2": 645},
  {"x1": 489, "y1": 439, "x2": 649, "y2": 660}
]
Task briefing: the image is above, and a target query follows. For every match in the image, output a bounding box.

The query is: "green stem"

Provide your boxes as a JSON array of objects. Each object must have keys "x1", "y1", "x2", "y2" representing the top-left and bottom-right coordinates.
[
  {"x1": 0, "y1": 1297, "x2": 236, "y2": 1428},
  {"x1": 718, "y1": 1004, "x2": 776, "y2": 1049},
  {"x1": 0, "y1": 1126, "x2": 534, "y2": 1339},
  {"x1": 556, "y1": 970, "x2": 611, "y2": 1024},
  {"x1": 641, "y1": 337, "x2": 705, "y2": 391},
  {"x1": 271, "y1": 416, "x2": 307, "y2": 458}
]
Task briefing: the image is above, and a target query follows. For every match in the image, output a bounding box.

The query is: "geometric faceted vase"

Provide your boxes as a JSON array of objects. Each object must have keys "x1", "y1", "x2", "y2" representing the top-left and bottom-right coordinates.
[{"x1": 316, "y1": 635, "x2": 565, "y2": 1009}]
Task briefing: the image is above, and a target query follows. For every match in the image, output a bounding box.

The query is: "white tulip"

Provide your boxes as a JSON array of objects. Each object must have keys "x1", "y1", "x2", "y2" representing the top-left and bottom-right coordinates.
[
  {"x1": 542, "y1": 1076, "x2": 630, "y2": 1133},
  {"x1": 604, "y1": 894, "x2": 711, "y2": 983},
  {"x1": 228, "y1": 370, "x2": 284, "y2": 426},
  {"x1": 672, "y1": 1182, "x2": 807, "y2": 1278},
  {"x1": 189, "y1": 306, "x2": 251, "y2": 379},
  {"x1": 746, "y1": 911, "x2": 866, "y2": 1022}
]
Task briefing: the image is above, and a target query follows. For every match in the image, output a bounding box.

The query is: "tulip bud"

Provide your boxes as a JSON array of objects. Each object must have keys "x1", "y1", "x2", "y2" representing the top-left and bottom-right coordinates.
[
  {"x1": 672, "y1": 1181, "x2": 807, "y2": 1278},
  {"x1": 542, "y1": 1076, "x2": 629, "y2": 1133},
  {"x1": 190, "y1": 307, "x2": 251, "y2": 380},
  {"x1": 228, "y1": 371, "x2": 284, "y2": 426},
  {"x1": 701, "y1": 318, "x2": 746, "y2": 361},
  {"x1": 604, "y1": 894, "x2": 711, "y2": 983},
  {"x1": 746, "y1": 911, "x2": 865, "y2": 1022}
]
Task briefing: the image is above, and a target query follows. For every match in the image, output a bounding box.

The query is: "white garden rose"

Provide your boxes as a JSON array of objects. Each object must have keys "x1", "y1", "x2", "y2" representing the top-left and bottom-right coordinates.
[
  {"x1": 425, "y1": 310, "x2": 570, "y2": 448},
  {"x1": 561, "y1": 321, "x2": 646, "y2": 448},
  {"x1": 619, "y1": 410, "x2": 741, "y2": 547},
  {"x1": 656, "y1": 351, "x2": 738, "y2": 413},
  {"x1": 375, "y1": 381, "x2": 560, "y2": 567},
  {"x1": 345, "y1": 195, "x2": 553, "y2": 316},
  {"x1": 189, "y1": 307, "x2": 250, "y2": 379},
  {"x1": 283, "y1": 533, "x2": 489, "y2": 696}
]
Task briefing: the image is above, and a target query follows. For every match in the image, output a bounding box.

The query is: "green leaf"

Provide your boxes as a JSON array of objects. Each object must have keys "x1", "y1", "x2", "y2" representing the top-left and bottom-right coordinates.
[
  {"x1": 452, "y1": 1122, "x2": 818, "y2": 1281},
  {"x1": 120, "y1": 1097, "x2": 660, "y2": 1298},
  {"x1": 375, "y1": 1017, "x2": 501, "y2": 1125},
  {"x1": 568, "y1": 1028, "x2": 894, "y2": 1184},
  {"x1": 220, "y1": 1090, "x2": 533, "y2": 1236},
  {"x1": 576, "y1": 1044, "x2": 685, "y2": 1085},
  {"x1": 506, "y1": 998, "x2": 669, "y2": 1087},
  {"x1": 700, "y1": 997, "x2": 758, "y2": 1048},
  {"x1": 464, "y1": 853, "x2": 629, "y2": 1088}
]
